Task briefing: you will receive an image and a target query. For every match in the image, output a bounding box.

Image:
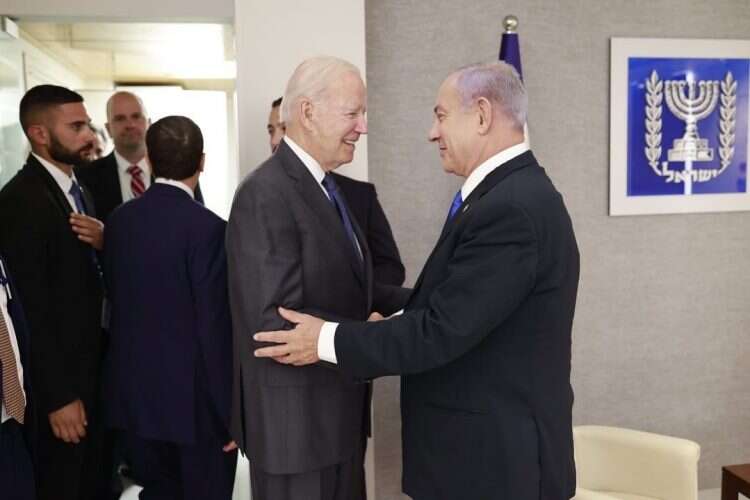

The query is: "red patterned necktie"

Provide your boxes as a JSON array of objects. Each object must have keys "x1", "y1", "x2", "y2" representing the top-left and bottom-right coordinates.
[
  {"x1": 127, "y1": 165, "x2": 145, "y2": 197},
  {"x1": 0, "y1": 307, "x2": 25, "y2": 423}
]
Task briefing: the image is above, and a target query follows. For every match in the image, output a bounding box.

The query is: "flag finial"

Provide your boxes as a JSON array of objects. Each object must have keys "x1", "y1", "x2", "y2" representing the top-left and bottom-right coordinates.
[{"x1": 503, "y1": 15, "x2": 518, "y2": 34}]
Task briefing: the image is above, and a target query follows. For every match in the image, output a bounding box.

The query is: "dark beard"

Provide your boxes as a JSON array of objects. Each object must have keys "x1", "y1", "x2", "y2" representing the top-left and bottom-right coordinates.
[{"x1": 49, "y1": 134, "x2": 93, "y2": 166}]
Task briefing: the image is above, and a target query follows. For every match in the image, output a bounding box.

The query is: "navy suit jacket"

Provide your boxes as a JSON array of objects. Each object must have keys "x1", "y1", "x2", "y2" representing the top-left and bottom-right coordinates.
[
  {"x1": 102, "y1": 183, "x2": 232, "y2": 445},
  {"x1": 335, "y1": 151, "x2": 579, "y2": 500},
  {"x1": 76, "y1": 152, "x2": 204, "y2": 225}
]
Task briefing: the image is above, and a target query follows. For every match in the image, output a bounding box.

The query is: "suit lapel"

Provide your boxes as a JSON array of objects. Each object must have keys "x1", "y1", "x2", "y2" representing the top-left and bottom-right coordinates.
[
  {"x1": 103, "y1": 153, "x2": 124, "y2": 205},
  {"x1": 277, "y1": 143, "x2": 366, "y2": 287},
  {"x1": 408, "y1": 151, "x2": 537, "y2": 299},
  {"x1": 25, "y1": 155, "x2": 75, "y2": 219}
]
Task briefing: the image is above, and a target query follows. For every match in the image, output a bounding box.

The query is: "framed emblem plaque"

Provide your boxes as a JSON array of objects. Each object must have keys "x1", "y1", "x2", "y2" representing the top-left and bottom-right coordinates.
[{"x1": 610, "y1": 38, "x2": 750, "y2": 215}]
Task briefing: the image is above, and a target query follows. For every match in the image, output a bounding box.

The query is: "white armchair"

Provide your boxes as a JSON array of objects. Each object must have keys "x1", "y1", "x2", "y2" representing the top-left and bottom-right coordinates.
[{"x1": 573, "y1": 425, "x2": 700, "y2": 500}]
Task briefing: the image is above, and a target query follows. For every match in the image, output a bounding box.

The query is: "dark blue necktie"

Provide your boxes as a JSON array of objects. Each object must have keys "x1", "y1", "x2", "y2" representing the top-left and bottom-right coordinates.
[
  {"x1": 447, "y1": 190, "x2": 463, "y2": 221},
  {"x1": 68, "y1": 180, "x2": 87, "y2": 215},
  {"x1": 68, "y1": 181, "x2": 103, "y2": 278},
  {"x1": 322, "y1": 174, "x2": 362, "y2": 262}
]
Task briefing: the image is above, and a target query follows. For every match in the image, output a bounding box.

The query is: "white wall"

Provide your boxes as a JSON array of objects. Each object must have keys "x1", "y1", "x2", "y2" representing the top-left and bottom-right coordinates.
[
  {"x1": 233, "y1": 0, "x2": 368, "y2": 181},
  {"x1": 1, "y1": 0, "x2": 232, "y2": 22}
]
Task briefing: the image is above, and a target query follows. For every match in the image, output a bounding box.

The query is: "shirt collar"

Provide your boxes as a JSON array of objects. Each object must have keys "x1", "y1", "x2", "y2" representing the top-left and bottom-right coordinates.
[
  {"x1": 460, "y1": 141, "x2": 529, "y2": 201},
  {"x1": 32, "y1": 152, "x2": 77, "y2": 194},
  {"x1": 154, "y1": 178, "x2": 194, "y2": 199},
  {"x1": 114, "y1": 149, "x2": 150, "y2": 176},
  {"x1": 283, "y1": 136, "x2": 326, "y2": 185}
]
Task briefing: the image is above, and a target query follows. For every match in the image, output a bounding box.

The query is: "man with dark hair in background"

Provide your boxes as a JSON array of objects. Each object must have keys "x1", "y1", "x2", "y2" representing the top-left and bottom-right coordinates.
[
  {"x1": 76, "y1": 91, "x2": 203, "y2": 225},
  {"x1": 102, "y1": 115, "x2": 237, "y2": 499},
  {"x1": 0, "y1": 84, "x2": 106, "y2": 500},
  {"x1": 267, "y1": 96, "x2": 405, "y2": 286}
]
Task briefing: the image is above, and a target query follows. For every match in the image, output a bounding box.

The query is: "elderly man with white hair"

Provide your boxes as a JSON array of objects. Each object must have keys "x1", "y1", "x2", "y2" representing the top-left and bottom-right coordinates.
[
  {"x1": 226, "y1": 56, "x2": 408, "y2": 500},
  {"x1": 254, "y1": 61, "x2": 581, "y2": 500}
]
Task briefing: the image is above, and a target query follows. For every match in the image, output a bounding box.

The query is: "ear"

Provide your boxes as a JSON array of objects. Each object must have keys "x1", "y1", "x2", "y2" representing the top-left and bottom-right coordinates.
[
  {"x1": 105, "y1": 122, "x2": 112, "y2": 136},
  {"x1": 476, "y1": 97, "x2": 493, "y2": 135},
  {"x1": 199, "y1": 153, "x2": 206, "y2": 173},
  {"x1": 27, "y1": 124, "x2": 50, "y2": 147},
  {"x1": 299, "y1": 98, "x2": 315, "y2": 131}
]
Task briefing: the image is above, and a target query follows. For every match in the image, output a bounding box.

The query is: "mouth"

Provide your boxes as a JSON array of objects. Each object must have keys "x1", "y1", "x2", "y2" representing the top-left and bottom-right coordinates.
[{"x1": 343, "y1": 139, "x2": 357, "y2": 149}]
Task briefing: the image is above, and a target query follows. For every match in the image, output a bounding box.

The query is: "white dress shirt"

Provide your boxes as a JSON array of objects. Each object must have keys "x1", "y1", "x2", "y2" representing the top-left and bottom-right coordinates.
[
  {"x1": 283, "y1": 136, "x2": 330, "y2": 200},
  {"x1": 317, "y1": 141, "x2": 530, "y2": 363},
  {"x1": 32, "y1": 153, "x2": 81, "y2": 214},
  {"x1": 114, "y1": 150, "x2": 151, "y2": 202},
  {"x1": 154, "y1": 178, "x2": 195, "y2": 199},
  {"x1": 1, "y1": 264, "x2": 26, "y2": 424},
  {"x1": 284, "y1": 136, "x2": 363, "y2": 260}
]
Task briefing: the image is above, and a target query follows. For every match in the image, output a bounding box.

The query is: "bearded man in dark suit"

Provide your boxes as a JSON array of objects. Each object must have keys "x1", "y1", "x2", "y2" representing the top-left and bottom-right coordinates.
[{"x1": 0, "y1": 84, "x2": 106, "y2": 500}]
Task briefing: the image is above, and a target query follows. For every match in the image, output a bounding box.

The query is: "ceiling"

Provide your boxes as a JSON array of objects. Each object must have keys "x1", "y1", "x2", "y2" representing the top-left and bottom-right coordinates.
[{"x1": 18, "y1": 22, "x2": 236, "y2": 88}]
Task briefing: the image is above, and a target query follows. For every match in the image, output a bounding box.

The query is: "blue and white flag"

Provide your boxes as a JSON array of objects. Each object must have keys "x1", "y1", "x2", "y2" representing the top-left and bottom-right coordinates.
[{"x1": 498, "y1": 15, "x2": 529, "y2": 143}]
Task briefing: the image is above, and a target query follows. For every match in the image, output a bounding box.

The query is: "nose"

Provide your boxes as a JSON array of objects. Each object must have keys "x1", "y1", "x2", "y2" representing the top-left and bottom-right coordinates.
[
  {"x1": 355, "y1": 113, "x2": 367, "y2": 135},
  {"x1": 84, "y1": 125, "x2": 96, "y2": 142},
  {"x1": 428, "y1": 119, "x2": 439, "y2": 142}
]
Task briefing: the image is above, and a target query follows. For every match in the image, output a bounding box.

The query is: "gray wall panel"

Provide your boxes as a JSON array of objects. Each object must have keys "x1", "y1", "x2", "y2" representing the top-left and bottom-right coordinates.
[{"x1": 366, "y1": 1, "x2": 750, "y2": 497}]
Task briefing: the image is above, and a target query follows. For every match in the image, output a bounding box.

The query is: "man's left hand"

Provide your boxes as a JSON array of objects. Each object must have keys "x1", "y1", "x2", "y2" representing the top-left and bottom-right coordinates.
[
  {"x1": 254, "y1": 307, "x2": 323, "y2": 366},
  {"x1": 70, "y1": 213, "x2": 104, "y2": 250}
]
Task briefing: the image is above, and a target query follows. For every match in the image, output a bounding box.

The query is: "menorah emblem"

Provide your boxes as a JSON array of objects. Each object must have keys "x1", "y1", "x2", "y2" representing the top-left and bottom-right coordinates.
[
  {"x1": 644, "y1": 70, "x2": 737, "y2": 195},
  {"x1": 664, "y1": 77, "x2": 719, "y2": 163}
]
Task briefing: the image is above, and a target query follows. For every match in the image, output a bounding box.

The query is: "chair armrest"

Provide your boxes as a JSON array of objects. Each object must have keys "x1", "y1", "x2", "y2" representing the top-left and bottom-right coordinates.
[{"x1": 574, "y1": 425, "x2": 700, "y2": 500}]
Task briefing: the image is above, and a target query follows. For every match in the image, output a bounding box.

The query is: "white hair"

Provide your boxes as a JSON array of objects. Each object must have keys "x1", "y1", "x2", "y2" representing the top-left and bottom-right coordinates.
[
  {"x1": 281, "y1": 56, "x2": 361, "y2": 124},
  {"x1": 453, "y1": 61, "x2": 527, "y2": 130}
]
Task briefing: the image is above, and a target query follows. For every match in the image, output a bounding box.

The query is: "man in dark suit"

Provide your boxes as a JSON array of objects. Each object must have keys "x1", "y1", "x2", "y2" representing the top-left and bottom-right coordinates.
[
  {"x1": 268, "y1": 97, "x2": 405, "y2": 286},
  {"x1": 227, "y1": 57, "x2": 407, "y2": 500},
  {"x1": 0, "y1": 254, "x2": 35, "y2": 500},
  {"x1": 76, "y1": 91, "x2": 202, "y2": 225},
  {"x1": 255, "y1": 61, "x2": 580, "y2": 500},
  {"x1": 102, "y1": 115, "x2": 236, "y2": 499},
  {"x1": 0, "y1": 85, "x2": 106, "y2": 500}
]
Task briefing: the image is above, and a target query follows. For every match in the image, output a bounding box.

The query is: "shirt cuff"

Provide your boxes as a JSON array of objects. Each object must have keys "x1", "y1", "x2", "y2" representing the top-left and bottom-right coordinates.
[{"x1": 318, "y1": 322, "x2": 339, "y2": 364}]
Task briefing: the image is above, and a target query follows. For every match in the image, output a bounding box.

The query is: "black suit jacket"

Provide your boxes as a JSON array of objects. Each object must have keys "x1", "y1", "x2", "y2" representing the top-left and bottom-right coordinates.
[
  {"x1": 75, "y1": 151, "x2": 204, "y2": 224},
  {"x1": 331, "y1": 173, "x2": 405, "y2": 286},
  {"x1": 226, "y1": 141, "x2": 406, "y2": 474},
  {"x1": 335, "y1": 151, "x2": 579, "y2": 500},
  {"x1": 0, "y1": 155, "x2": 104, "y2": 418},
  {"x1": 102, "y1": 183, "x2": 232, "y2": 445}
]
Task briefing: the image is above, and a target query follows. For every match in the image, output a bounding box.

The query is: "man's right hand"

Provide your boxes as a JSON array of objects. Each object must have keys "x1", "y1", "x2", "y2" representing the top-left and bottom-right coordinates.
[{"x1": 48, "y1": 399, "x2": 87, "y2": 444}]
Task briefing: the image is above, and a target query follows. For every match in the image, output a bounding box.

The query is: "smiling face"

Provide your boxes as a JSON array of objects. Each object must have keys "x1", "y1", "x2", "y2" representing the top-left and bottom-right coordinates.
[
  {"x1": 307, "y1": 71, "x2": 367, "y2": 171},
  {"x1": 428, "y1": 75, "x2": 481, "y2": 177}
]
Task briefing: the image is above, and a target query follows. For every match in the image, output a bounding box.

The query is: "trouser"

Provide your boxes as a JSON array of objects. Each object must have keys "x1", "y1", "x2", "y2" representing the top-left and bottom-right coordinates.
[
  {"x1": 126, "y1": 432, "x2": 237, "y2": 500},
  {"x1": 0, "y1": 418, "x2": 35, "y2": 500},
  {"x1": 249, "y1": 436, "x2": 366, "y2": 500}
]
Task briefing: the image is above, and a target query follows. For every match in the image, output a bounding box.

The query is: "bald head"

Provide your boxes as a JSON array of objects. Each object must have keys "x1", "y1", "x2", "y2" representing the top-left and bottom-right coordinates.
[{"x1": 105, "y1": 91, "x2": 149, "y2": 162}]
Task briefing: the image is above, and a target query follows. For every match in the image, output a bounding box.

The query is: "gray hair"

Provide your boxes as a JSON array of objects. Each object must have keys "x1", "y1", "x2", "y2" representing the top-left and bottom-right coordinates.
[
  {"x1": 281, "y1": 56, "x2": 361, "y2": 124},
  {"x1": 453, "y1": 61, "x2": 527, "y2": 130}
]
